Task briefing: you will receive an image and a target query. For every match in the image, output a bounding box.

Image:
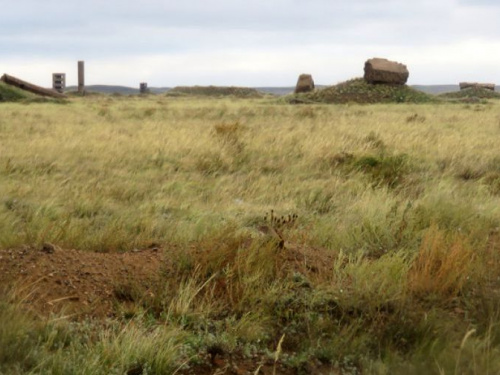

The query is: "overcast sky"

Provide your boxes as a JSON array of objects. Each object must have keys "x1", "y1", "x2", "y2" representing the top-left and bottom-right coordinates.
[{"x1": 2, "y1": 0, "x2": 500, "y2": 87}]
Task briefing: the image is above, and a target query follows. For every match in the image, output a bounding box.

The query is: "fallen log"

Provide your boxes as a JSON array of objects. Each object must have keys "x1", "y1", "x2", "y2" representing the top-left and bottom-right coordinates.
[{"x1": 1, "y1": 73, "x2": 67, "y2": 98}]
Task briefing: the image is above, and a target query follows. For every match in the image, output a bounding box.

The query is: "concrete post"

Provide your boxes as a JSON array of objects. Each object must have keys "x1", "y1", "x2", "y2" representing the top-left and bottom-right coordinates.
[{"x1": 78, "y1": 61, "x2": 85, "y2": 93}]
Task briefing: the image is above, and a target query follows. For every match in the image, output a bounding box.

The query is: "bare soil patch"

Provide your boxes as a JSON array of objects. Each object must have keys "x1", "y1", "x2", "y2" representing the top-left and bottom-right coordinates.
[{"x1": 0, "y1": 245, "x2": 163, "y2": 318}]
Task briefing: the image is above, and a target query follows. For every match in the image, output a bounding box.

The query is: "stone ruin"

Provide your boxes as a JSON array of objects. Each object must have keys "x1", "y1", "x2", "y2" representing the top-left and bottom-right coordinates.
[
  {"x1": 364, "y1": 58, "x2": 409, "y2": 85},
  {"x1": 294, "y1": 74, "x2": 315, "y2": 94},
  {"x1": 140, "y1": 82, "x2": 148, "y2": 94},
  {"x1": 459, "y1": 82, "x2": 495, "y2": 91}
]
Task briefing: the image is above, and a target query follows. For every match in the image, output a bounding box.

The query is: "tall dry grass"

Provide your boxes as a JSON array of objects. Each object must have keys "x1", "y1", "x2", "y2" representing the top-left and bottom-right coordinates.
[{"x1": 3, "y1": 96, "x2": 500, "y2": 372}]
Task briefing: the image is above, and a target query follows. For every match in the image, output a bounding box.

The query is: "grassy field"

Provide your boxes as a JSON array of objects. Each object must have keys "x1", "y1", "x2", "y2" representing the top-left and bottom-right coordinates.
[{"x1": 2, "y1": 94, "x2": 500, "y2": 374}]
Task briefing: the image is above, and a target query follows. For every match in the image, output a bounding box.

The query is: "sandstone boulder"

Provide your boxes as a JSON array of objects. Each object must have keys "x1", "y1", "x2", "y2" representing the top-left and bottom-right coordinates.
[
  {"x1": 294, "y1": 74, "x2": 315, "y2": 94},
  {"x1": 459, "y1": 82, "x2": 495, "y2": 91},
  {"x1": 364, "y1": 58, "x2": 409, "y2": 85}
]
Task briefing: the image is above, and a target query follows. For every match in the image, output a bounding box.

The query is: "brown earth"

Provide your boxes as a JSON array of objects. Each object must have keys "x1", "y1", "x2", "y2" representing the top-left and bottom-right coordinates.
[
  {"x1": 0, "y1": 242, "x2": 340, "y2": 374},
  {"x1": 0, "y1": 244, "x2": 164, "y2": 318}
]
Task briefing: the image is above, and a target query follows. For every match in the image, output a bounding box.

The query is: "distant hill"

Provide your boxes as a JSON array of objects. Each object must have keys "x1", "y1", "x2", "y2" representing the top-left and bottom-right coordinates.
[
  {"x1": 411, "y1": 85, "x2": 459, "y2": 95},
  {"x1": 256, "y1": 87, "x2": 294, "y2": 96}
]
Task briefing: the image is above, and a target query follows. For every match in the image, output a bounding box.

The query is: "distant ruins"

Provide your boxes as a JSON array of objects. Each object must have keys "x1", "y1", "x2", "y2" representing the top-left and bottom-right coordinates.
[
  {"x1": 1, "y1": 73, "x2": 66, "y2": 98},
  {"x1": 459, "y1": 82, "x2": 495, "y2": 91},
  {"x1": 78, "y1": 61, "x2": 85, "y2": 94},
  {"x1": 52, "y1": 73, "x2": 66, "y2": 93},
  {"x1": 364, "y1": 58, "x2": 409, "y2": 85}
]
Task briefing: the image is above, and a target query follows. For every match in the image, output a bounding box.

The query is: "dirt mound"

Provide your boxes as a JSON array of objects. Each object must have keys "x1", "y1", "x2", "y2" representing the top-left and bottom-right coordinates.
[
  {"x1": 0, "y1": 245, "x2": 164, "y2": 318},
  {"x1": 167, "y1": 85, "x2": 264, "y2": 98},
  {"x1": 439, "y1": 86, "x2": 500, "y2": 100},
  {"x1": 287, "y1": 77, "x2": 435, "y2": 104}
]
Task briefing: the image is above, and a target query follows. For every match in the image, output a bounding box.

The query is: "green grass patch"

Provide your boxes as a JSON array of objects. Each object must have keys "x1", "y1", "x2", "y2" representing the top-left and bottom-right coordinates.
[{"x1": 0, "y1": 82, "x2": 34, "y2": 102}]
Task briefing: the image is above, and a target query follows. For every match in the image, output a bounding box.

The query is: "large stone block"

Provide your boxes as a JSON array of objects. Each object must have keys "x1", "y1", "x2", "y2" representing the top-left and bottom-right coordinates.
[
  {"x1": 364, "y1": 58, "x2": 409, "y2": 85},
  {"x1": 294, "y1": 74, "x2": 315, "y2": 94}
]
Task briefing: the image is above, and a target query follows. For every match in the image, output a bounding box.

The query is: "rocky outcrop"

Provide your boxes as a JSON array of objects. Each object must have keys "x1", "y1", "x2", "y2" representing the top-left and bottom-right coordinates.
[
  {"x1": 459, "y1": 82, "x2": 495, "y2": 91},
  {"x1": 294, "y1": 74, "x2": 315, "y2": 94},
  {"x1": 364, "y1": 58, "x2": 409, "y2": 85}
]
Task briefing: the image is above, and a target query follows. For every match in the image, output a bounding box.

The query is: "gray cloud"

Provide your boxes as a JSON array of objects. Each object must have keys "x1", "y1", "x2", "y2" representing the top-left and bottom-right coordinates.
[
  {"x1": 2, "y1": 0, "x2": 500, "y2": 85},
  {"x1": 0, "y1": 1, "x2": 455, "y2": 57}
]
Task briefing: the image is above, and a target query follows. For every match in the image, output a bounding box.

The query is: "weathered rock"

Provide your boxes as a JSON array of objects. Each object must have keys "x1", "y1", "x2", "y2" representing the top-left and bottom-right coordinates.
[
  {"x1": 459, "y1": 82, "x2": 495, "y2": 91},
  {"x1": 294, "y1": 74, "x2": 315, "y2": 93},
  {"x1": 364, "y1": 58, "x2": 409, "y2": 85}
]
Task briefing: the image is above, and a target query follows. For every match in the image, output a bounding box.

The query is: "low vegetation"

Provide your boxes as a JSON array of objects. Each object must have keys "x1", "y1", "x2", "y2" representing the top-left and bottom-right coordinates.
[
  {"x1": 167, "y1": 85, "x2": 265, "y2": 98},
  {"x1": 286, "y1": 78, "x2": 436, "y2": 104},
  {"x1": 0, "y1": 82, "x2": 34, "y2": 102},
  {"x1": 2, "y1": 94, "x2": 500, "y2": 374},
  {"x1": 439, "y1": 86, "x2": 500, "y2": 100}
]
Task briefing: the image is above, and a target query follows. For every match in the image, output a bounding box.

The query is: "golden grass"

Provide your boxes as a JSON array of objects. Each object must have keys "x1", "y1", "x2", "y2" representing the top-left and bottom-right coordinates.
[
  {"x1": 3, "y1": 95, "x2": 500, "y2": 373},
  {"x1": 408, "y1": 225, "x2": 475, "y2": 299},
  {"x1": 2, "y1": 97, "x2": 500, "y2": 251}
]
